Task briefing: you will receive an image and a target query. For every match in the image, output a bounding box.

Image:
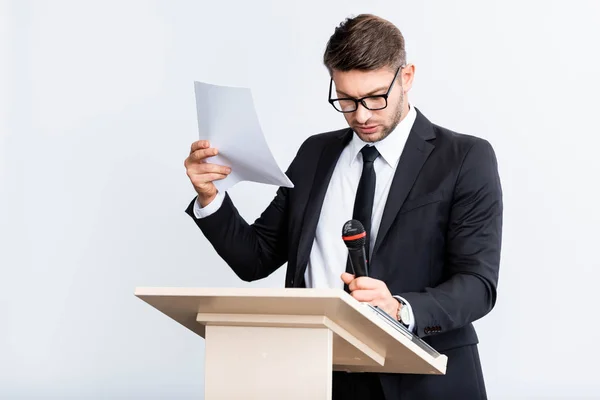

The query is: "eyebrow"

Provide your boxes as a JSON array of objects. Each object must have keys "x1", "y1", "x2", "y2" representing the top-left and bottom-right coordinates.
[{"x1": 336, "y1": 85, "x2": 389, "y2": 98}]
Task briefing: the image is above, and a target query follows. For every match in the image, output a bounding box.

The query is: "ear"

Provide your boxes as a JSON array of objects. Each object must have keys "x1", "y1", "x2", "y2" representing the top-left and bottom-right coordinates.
[{"x1": 401, "y1": 64, "x2": 416, "y2": 93}]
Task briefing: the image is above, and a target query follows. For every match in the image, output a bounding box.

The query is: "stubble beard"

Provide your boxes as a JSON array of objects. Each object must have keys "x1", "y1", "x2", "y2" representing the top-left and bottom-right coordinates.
[{"x1": 377, "y1": 89, "x2": 404, "y2": 143}]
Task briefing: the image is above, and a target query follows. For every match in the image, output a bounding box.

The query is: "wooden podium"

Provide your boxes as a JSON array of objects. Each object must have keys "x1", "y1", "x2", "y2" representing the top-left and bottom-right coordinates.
[{"x1": 135, "y1": 287, "x2": 447, "y2": 399}]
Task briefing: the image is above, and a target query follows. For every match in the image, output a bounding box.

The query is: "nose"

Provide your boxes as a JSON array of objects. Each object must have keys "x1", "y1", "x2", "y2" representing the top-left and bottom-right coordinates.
[{"x1": 354, "y1": 103, "x2": 372, "y2": 124}]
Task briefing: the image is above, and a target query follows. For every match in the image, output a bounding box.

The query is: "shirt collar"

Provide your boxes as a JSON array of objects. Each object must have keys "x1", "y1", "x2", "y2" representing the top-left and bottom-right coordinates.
[{"x1": 349, "y1": 103, "x2": 417, "y2": 168}]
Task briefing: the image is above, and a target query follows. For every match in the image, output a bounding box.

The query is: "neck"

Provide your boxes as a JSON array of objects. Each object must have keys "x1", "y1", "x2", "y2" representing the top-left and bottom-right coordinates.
[{"x1": 399, "y1": 99, "x2": 410, "y2": 123}]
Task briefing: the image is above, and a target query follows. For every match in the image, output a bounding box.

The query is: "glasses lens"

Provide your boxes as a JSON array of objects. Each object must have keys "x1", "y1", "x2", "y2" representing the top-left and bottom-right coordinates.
[
  {"x1": 332, "y1": 99, "x2": 357, "y2": 112},
  {"x1": 363, "y1": 96, "x2": 387, "y2": 110}
]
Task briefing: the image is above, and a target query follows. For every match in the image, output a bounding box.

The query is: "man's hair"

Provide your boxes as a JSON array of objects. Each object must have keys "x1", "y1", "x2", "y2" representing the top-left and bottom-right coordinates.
[{"x1": 323, "y1": 14, "x2": 406, "y2": 74}]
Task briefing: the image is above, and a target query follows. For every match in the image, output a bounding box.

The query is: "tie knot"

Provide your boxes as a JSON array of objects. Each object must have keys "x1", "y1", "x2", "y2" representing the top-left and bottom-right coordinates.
[{"x1": 360, "y1": 145, "x2": 380, "y2": 163}]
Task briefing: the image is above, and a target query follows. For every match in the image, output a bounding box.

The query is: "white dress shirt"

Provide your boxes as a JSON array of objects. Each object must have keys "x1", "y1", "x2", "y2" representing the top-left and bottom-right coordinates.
[{"x1": 193, "y1": 105, "x2": 417, "y2": 330}]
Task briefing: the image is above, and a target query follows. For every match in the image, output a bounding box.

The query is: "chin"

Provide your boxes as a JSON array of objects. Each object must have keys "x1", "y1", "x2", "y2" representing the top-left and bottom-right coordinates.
[{"x1": 355, "y1": 128, "x2": 387, "y2": 143}]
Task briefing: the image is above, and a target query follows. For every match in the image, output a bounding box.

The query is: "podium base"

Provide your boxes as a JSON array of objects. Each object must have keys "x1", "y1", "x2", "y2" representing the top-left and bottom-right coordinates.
[{"x1": 205, "y1": 324, "x2": 333, "y2": 400}]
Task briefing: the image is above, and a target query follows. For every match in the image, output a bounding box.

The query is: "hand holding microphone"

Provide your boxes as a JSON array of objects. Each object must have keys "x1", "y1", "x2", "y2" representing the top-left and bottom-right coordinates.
[{"x1": 341, "y1": 219, "x2": 400, "y2": 319}]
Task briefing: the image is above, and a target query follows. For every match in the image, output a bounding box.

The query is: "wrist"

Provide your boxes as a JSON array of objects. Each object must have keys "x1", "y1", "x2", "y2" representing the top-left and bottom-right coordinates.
[
  {"x1": 393, "y1": 299, "x2": 401, "y2": 321},
  {"x1": 197, "y1": 191, "x2": 217, "y2": 207}
]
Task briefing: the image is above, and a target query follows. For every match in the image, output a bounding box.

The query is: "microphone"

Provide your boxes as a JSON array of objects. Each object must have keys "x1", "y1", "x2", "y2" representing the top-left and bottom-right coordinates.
[{"x1": 342, "y1": 219, "x2": 369, "y2": 277}]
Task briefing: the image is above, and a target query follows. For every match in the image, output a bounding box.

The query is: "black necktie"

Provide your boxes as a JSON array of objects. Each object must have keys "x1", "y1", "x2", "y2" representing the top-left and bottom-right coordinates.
[{"x1": 352, "y1": 145, "x2": 380, "y2": 262}]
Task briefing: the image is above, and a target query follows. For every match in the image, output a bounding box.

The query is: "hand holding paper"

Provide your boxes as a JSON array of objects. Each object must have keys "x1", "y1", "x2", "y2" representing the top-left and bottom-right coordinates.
[
  {"x1": 192, "y1": 81, "x2": 294, "y2": 193},
  {"x1": 184, "y1": 140, "x2": 232, "y2": 207}
]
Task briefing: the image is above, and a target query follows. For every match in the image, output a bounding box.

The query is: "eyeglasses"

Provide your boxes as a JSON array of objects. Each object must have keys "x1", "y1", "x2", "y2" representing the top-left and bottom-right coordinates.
[{"x1": 328, "y1": 65, "x2": 403, "y2": 113}]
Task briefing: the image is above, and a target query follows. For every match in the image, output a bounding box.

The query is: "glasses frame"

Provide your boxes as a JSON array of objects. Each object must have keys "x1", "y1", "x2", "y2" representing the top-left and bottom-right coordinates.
[{"x1": 328, "y1": 65, "x2": 403, "y2": 113}]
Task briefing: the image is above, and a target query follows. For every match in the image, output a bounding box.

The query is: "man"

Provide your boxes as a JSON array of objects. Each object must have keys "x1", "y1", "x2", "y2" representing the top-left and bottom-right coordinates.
[{"x1": 184, "y1": 14, "x2": 502, "y2": 400}]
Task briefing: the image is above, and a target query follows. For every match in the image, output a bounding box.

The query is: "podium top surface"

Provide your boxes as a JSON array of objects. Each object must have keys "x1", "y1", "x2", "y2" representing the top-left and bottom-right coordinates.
[
  {"x1": 135, "y1": 287, "x2": 447, "y2": 374},
  {"x1": 135, "y1": 287, "x2": 364, "y2": 335}
]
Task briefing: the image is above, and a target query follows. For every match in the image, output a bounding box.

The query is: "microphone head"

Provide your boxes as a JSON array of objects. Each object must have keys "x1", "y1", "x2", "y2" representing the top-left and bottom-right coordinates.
[{"x1": 342, "y1": 219, "x2": 366, "y2": 249}]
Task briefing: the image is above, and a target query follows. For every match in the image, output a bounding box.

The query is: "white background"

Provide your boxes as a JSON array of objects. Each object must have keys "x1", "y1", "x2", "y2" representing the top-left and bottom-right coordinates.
[{"x1": 2, "y1": 0, "x2": 599, "y2": 398}]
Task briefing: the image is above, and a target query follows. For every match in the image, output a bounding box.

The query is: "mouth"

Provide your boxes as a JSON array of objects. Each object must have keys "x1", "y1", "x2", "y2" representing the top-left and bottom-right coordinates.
[{"x1": 355, "y1": 125, "x2": 379, "y2": 135}]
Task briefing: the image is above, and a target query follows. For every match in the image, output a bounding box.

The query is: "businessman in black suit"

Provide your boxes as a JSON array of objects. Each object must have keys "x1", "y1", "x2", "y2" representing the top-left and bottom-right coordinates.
[{"x1": 184, "y1": 13, "x2": 502, "y2": 400}]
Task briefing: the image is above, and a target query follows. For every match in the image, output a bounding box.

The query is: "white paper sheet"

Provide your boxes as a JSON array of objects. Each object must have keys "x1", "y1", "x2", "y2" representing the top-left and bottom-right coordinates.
[{"x1": 193, "y1": 81, "x2": 294, "y2": 192}]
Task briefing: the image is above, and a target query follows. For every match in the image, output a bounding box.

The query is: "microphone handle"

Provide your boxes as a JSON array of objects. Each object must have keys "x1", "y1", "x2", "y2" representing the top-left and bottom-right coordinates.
[{"x1": 348, "y1": 246, "x2": 369, "y2": 277}]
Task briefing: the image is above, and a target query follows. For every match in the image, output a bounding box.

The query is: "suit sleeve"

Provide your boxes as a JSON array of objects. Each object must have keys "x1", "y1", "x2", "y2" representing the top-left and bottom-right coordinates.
[
  {"x1": 184, "y1": 140, "x2": 309, "y2": 282},
  {"x1": 400, "y1": 139, "x2": 503, "y2": 337}
]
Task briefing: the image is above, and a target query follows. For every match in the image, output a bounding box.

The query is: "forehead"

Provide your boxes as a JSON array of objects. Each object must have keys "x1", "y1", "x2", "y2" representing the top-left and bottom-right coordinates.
[{"x1": 331, "y1": 67, "x2": 395, "y2": 97}]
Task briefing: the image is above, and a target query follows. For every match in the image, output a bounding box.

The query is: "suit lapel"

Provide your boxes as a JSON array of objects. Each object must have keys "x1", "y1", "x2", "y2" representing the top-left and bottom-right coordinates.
[
  {"x1": 371, "y1": 109, "x2": 436, "y2": 262},
  {"x1": 295, "y1": 129, "x2": 352, "y2": 281}
]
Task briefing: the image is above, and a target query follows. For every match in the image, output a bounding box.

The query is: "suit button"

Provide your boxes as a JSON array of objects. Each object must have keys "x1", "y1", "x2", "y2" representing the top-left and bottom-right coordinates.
[{"x1": 290, "y1": 279, "x2": 294, "y2": 286}]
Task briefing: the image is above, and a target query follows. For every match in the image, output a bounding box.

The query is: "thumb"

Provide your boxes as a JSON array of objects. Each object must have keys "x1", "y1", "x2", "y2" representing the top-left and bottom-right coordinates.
[{"x1": 341, "y1": 272, "x2": 354, "y2": 285}]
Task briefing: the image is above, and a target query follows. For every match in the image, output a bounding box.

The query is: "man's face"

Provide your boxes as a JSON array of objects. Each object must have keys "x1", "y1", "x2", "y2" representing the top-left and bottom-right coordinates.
[{"x1": 331, "y1": 65, "x2": 414, "y2": 142}]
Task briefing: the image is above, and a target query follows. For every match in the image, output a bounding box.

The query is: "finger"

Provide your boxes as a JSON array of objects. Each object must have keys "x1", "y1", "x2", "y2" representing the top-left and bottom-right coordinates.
[
  {"x1": 349, "y1": 277, "x2": 380, "y2": 291},
  {"x1": 190, "y1": 140, "x2": 210, "y2": 154},
  {"x1": 191, "y1": 163, "x2": 231, "y2": 175},
  {"x1": 191, "y1": 147, "x2": 219, "y2": 162},
  {"x1": 190, "y1": 172, "x2": 229, "y2": 185},
  {"x1": 350, "y1": 289, "x2": 377, "y2": 302},
  {"x1": 341, "y1": 272, "x2": 354, "y2": 285}
]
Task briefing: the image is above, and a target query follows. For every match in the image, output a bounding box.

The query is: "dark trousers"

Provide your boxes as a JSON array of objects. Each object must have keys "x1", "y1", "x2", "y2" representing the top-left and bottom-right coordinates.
[{"x1": 332, "y1": 371, "x2": 386, "y2": 400}]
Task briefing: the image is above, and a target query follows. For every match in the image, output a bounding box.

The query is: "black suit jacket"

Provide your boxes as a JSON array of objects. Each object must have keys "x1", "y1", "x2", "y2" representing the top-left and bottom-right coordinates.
[{"x1": 186, "y1": 108, "x2": 503, "y2": 399}]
